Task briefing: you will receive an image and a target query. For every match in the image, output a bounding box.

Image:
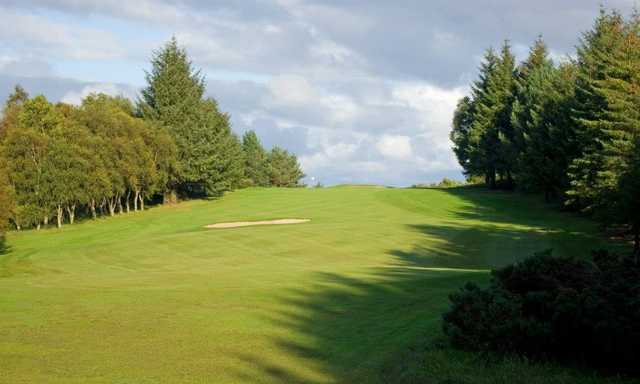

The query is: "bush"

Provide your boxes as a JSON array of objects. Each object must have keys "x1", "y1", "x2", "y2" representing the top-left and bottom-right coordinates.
[{"x1": 442, "y1": 250, "x2": 640, "y2": 375}]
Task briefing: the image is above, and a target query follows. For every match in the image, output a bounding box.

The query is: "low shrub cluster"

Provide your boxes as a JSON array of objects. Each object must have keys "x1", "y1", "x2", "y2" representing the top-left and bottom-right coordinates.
[{"x1": 443, "y1": 250, "x2": 640, "y2": 375}]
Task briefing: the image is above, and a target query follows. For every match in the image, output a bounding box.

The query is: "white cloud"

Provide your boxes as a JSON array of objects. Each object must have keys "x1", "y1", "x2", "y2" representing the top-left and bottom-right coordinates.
[
  {"x1": 267, "y1": 75, "x2": 317, "y2": 106},
  {"x1": 61, "y1": 83, "x2": 137, "y2": 105},
  {"x1": 376, "y1": 135, "x2": 413, "y2": 160},
  {"x1": 0, "y1": 6, "x2": 124, "y2": 60}
]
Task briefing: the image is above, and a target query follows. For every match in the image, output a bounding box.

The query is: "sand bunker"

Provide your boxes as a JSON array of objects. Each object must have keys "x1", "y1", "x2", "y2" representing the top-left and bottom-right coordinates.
[{"x1": 205, "y1": 218, "x2": 310, "y2": 229}]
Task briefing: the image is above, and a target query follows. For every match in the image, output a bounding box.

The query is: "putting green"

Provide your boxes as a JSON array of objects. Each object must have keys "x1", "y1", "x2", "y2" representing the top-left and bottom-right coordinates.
[{"x1": 0, "y1": 186, "x2": 625, "y2": 383}]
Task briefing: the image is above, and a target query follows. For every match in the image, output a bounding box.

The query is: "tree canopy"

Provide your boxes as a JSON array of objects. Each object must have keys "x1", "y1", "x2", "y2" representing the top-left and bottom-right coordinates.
[
  {"x1": 0, "y1": 38, "x2": 304, "y2": 233},
  {"x1": 451, "y1": 8, "x2": 640, "y2": 255}
]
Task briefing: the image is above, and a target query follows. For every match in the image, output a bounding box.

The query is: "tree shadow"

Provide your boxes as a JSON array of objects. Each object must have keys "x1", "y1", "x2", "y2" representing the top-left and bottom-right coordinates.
[{"x1": 223, "y1": 187, "x2": 615, "y2": 383}]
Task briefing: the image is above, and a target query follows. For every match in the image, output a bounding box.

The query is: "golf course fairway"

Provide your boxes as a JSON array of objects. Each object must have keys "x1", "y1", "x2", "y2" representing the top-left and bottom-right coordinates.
[{"x1": 0, "y1": 186, "x2": 627, "y2": 383}]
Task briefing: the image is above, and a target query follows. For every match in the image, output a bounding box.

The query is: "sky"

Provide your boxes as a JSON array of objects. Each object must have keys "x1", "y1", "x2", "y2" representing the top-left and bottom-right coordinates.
[{"x1": 0, "y1": 1, "x2": 636, "y2": 186}]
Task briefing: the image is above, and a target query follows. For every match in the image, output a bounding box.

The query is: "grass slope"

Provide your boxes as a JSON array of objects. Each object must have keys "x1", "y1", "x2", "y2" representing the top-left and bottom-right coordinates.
[{"x1": 0, "y1": 186, "x2": 630, "y2": 383}]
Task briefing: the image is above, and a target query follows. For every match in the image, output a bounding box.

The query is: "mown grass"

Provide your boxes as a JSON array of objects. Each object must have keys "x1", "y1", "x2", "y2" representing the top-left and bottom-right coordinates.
[{"x1": 0, "y1": 186, "x2": 632, "y2": 383}]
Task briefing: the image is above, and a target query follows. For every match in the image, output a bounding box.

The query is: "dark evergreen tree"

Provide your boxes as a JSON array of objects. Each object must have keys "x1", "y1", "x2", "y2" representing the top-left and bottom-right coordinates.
[
  {"x1": 465, "y1": 48, "x2": 500, "y2": 186},
  {"x1": 567, "y1": 10, "x2": 626, "y2": 210},
  {"x1": 242, "y1": 130, "x2": 270, "y2": 187},
  {"x1": 512, "y1": 39, "x2": 579, "y2": 200},
  {"x1": 491, "y1": 41, "x2": 518, "y2": 188},
  {"x1": 450, "y1": 96, "x2": 475, "y2": 176},
  {"x1": 267, "y1": 147, "x2": 305, "y2": 187},
  {"x1": 139, "y1": 37, "x2": 243, "y2": 199},
  {"x1": 464, "y1": 43, "x2": 517, "y2": 189}
]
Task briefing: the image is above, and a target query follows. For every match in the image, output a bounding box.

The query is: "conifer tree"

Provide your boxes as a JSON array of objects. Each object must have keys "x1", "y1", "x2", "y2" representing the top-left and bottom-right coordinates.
[
  {"x1": 242, "y1": 130, "x2": 270, "y2": 187},
  {"x1": 572, "y1": 11, "x2": 640, "y2": 252},
  {"x1": 491, "y1": 41, "x2": 518, "y2": 188},
  {"x1": 465, "y1": 48, "x2": 499, "y2": 186},
  {"x1": 567, "y1": 9, "x2": 626, "y2": 210},
  {"x1": 465, "y1": 43, "x2": 517, "y2": 188},
  {"x1": 139, "y1": 37, "x2": 243, "y2": 200},
  {"x1": 0, "y1": 85, "x2": 28, "y2": 140},
  {"x1": 511, "y1": 38, "x2": 579, "y2": 199},
  {"x1": 267, "y1": 147, "x2": 305, "y2": 187}
]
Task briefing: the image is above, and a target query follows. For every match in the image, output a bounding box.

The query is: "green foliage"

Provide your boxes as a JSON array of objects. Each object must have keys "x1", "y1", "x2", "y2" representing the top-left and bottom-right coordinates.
[
  {"x1": 450, "y1": 96, "x2": 474, "y2": 173},
  {"x1": 267, "y1": 146, "x2": 305, "y2": 187},
  {"x1": 451, "y1": 8, "x2": 640, "y2": 253},
  {"x1": 443, "y1": 249, "x2": 640, "y2": 374},
  {"x1": 512, "y1": 41, "x2": 579, "y2": 199},
  {"x1": 242, "y1": 130, "x2": 270, "y2": 187},
  {"x1": 412, "y1": 178, "x2": 466, "y2": 188},
  {"x1": 138, "y1": 37, "x2": 245, "y2": 198},
  {"x1": 0, "y1": 157, "x2": 14, "y2": 238},
  {"x1": 0, "y1": 92, "x2": 180, "y2": 228},
  {"x1": 457, "y1": 43, "x2": 517, "y2": 188}
]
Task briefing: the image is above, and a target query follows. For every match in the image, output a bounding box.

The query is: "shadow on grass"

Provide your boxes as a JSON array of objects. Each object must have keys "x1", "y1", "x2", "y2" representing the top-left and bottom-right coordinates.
[{"x1": 234, "y1": 188, "x2": 615, "y2": 383}]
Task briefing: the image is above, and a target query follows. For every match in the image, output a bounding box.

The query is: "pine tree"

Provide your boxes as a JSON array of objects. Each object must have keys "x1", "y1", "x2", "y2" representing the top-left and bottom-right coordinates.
[
  {"x1": 511, "y1": 38, "x2": 579, "y2": 199},
  {"x1": 176, "y1": 99, "x2": 245, "y2": 197},
  {"x1": 464, "y1": 43, "x2": 517, "y2": 189},
  {"x1": 0, "y1": 85, "x2": 28, "y2": 140},
  {"x1": 267, "y1": 147, "x2": 305, "y2": 187},
  {"x1": 139, "y1": 37, "x2": 243, "y2": 200},
  {"x1": 451, "y1": 96, "x2": 475, "y2": 177},
  {"x1": 242, "y1": 130, "x2": 270, "y2": 187},
  {"x1": 491, "y1": 41, "x2": 518, "y2": 188},
  {"x1": 567, "y1": 9, "x2": 626, "y2": 210},
  {"x1": 465, "y1": 48, "x2": 499, "y2": 186}
]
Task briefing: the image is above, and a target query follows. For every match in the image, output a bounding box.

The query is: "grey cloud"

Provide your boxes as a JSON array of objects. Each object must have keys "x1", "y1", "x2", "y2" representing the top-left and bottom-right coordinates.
[{"x1": 2, "y1": 1, "x2": 636, "y2": 185}]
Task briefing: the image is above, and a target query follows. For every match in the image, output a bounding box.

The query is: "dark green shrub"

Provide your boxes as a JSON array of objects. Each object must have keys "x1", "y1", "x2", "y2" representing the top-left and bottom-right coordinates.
[{"x1": 442, "y1": 250, "x2": 640, "y2": 375}]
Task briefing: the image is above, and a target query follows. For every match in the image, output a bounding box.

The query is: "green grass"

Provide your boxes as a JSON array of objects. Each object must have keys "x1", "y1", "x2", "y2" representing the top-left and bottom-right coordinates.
[{"x1": 0, "y1": 186, "x2": 632, "y2": 383}]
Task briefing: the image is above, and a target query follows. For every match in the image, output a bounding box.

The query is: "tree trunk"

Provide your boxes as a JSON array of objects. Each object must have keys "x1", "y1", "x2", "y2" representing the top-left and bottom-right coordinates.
[
  {"x1": 163, "y1": 189, "x2": 177, "y2": 205},
  {"x1": 108, "y1": 198, "x2": 116, "y2": 217},
  {"x1": 134, "y1": 190, "x2": 139, "y2": 211},
  {"x1": 633, "y1": 224, "x2": 639, "y2": 264},
  {"x1": 139, "y1": 193, "x2": 145, "y2": 211},
  {"x1": 486, "y1": 169, "x2": 496, "y2": 189},
  {"x1": 66, "y1": 205, "x2": 76, "y2": 224},
  {"x1": 125, "y1": 191, "x2": 131, "y2": 213},
  {"x1": 36, "y1": 223, "x2": 41, "y2": 230},
  {"x1": 56, "y1": 205, "x2": 63, "y2": 228},
  {"x1": 506, "y1": 171, "x2": 514, "y2": 190},
  {"x1": 43, "y1": 215, "x2": 49, "y2": 226},
  {"x1": 90, "y1": 199, "x2": 97, "y2": 219},
  {"x1": 117, "y1": 194, "x2": 123, "y2": 214}
]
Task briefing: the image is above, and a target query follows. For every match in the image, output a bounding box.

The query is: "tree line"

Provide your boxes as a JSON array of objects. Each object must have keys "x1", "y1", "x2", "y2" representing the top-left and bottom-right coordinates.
[
  {"x1": 0, "y1": 38, "x2": 304, "y2": 233},
  {"x1": 451, "y1": 9, "x2": 640, "y2": 254}
]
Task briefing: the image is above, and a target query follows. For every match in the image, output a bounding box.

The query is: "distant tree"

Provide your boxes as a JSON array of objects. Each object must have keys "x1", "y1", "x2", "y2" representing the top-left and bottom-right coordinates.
[
  {"x1": 80, "y1": 93, "x2": 178, "y2": 214},
  {"x1": 139, "y1": 37, "x2": 243, "y2": 200},
  {"x1": 0, "y1": 156, "x2": 15, "y2": 240},
  {"x1": 44, "y1": 116, "x2": 92, "y2": 226},
  {"x1": 242, "y1": 130, "x2": 270, "y2": 187},
  {"x1": 0, "y1": 85, "x2": 28, "y2": 140},
  {"x1": 267, "y1": 147, "x2": 305, "y2": 187},
  {"x1": 3, "y1": 98, "x2": 54, "y2": 229}
]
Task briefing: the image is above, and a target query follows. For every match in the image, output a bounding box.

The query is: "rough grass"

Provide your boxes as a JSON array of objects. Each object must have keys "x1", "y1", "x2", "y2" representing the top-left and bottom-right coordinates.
[{"x1": 0, "y1": 186, "x2": 632, "y2": 383}]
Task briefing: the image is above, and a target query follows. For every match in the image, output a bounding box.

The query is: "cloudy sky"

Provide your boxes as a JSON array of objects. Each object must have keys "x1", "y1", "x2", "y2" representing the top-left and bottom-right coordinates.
[{"x1": 0, "y1": 1, "x2": 635, "y2": 186}]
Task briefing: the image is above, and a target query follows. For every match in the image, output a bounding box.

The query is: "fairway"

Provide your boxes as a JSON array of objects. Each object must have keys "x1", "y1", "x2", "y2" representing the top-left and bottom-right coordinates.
[{"x1": 0, "y1": 187, "x2": 616, "y2": 383}]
